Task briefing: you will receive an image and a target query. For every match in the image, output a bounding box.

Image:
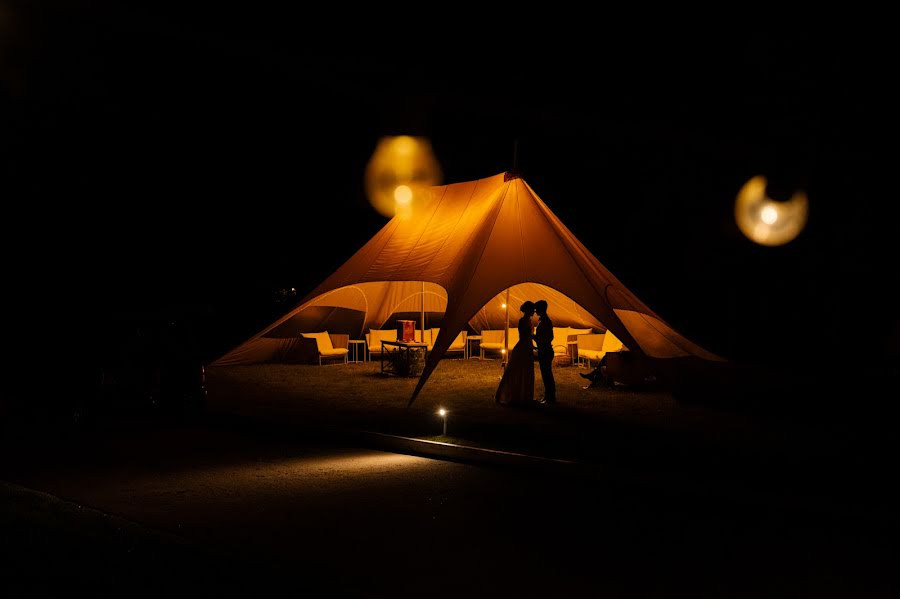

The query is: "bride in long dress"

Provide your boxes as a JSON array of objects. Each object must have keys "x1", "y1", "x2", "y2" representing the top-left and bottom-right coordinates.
[{"x1": 494, "y1": 301, "x2": 536, "y2": 405}]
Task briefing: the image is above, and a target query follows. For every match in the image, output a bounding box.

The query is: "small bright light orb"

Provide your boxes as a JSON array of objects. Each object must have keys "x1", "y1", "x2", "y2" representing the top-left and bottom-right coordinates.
[
  {"x1": 501, "y1": 303, "x2": 507, "y2": 309},
  {"x1": 365, "y1": 136, "x2": 442, "y2": 219},
  {"x1": 735, "y1": 175, "x2": 808, "y2": 246},
  {"x1": 394, "y1": 185, "x2": 413, "y2": 205},
  {"x1": 438, "y1": 408, "x2": 447, "y2": 417},
  {"x1": 501, "y1": 348, "x2": 507, "y2": 354}
]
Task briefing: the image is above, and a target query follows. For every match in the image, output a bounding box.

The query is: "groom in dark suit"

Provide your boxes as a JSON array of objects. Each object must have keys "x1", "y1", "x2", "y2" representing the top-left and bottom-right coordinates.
[{"x1": 533, "y1": 300, "x2": 556, "y2": 404}]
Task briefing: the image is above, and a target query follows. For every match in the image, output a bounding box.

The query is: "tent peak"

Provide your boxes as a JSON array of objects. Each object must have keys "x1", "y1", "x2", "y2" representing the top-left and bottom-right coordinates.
[{"x1": 504, "y1": 170, "x2": 523, "y2": 182}]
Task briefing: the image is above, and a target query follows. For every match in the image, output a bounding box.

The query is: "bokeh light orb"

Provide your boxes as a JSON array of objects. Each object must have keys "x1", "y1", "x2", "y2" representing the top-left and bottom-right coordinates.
[
  {"x1": 364, "y1": 136, "x2": 442, "y2": 219},
  {"x1": 735, "y1": 175, "x2": 809, "y2": 246}
]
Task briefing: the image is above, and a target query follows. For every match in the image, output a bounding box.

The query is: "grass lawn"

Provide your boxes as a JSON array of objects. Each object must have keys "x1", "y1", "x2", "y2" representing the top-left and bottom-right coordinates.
[
  {"x1": 207, "y1": 358, "x2": 900, "y2": 514},
  {"x1": 208, "y1": 359, "x2": 788, "y2": 467},
  {"x1": 0, "y1": 481, "x2": 262, "y2": 594}
]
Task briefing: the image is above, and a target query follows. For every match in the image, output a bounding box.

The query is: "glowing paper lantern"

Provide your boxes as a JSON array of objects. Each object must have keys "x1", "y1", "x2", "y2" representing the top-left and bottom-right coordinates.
[
  {"x1": 364, "y1": 136, "x2": 442, "y2": 219},
  {"x1": 735, "y1": 175, "x2": 809, "y2": 246}
]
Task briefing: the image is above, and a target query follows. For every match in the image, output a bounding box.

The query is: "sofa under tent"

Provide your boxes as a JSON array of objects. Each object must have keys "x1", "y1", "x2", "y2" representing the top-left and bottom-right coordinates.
[{"x1": 213, "y1": 172, "x2": 724, "y2": 405}]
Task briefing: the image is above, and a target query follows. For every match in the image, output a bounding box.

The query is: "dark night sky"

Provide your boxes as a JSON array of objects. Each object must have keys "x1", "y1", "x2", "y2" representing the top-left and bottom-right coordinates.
[{"x1": 3, "y1": 3, "x2": 897, "y2": 368}]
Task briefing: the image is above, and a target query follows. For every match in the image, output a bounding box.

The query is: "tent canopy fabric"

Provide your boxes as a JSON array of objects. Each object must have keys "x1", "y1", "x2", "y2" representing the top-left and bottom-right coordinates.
[{"x1": 214, "y1": 172, "x2": 723, "y2": 404}]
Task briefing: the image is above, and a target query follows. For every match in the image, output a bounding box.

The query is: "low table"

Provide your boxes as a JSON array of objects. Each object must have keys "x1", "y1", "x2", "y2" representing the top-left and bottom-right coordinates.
[
  {"x1": 348, "y1": 339, "x2": 366, "y2": 363},
  {"x1": 465, "y1": 335, "x2": 482, "y2": 359},
  {"x1": 567, "y1": 340, "x2": 580, "y2": 366},
  {"x1": 381, "y1": 340, "x2": 429, "y2": 376}
]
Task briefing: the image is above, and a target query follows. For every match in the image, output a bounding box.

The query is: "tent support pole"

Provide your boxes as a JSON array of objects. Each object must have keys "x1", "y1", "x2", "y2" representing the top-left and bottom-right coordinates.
[
  {"x1": 421, "y1": 281, "x2": 426, "y2": 346},
  {"x1": 503, "y1": 288, "x2": 510, "y2": 366}
]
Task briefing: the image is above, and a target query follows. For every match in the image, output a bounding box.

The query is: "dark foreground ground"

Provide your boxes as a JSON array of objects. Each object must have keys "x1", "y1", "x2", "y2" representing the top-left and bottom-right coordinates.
[{"x1": 2, "y1": 361, "x2": 899, "y2": 597}]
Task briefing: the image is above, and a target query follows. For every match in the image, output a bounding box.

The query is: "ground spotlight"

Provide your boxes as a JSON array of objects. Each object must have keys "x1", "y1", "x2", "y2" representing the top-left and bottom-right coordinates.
[{"x1": 437, "y1": 408, "x2": 448, "y2": 435}]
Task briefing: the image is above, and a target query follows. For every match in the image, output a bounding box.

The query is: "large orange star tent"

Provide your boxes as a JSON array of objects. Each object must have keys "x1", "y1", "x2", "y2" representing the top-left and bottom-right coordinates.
[{"x1": 214, "y1": 172, "x2": 723, "y2": 405}]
